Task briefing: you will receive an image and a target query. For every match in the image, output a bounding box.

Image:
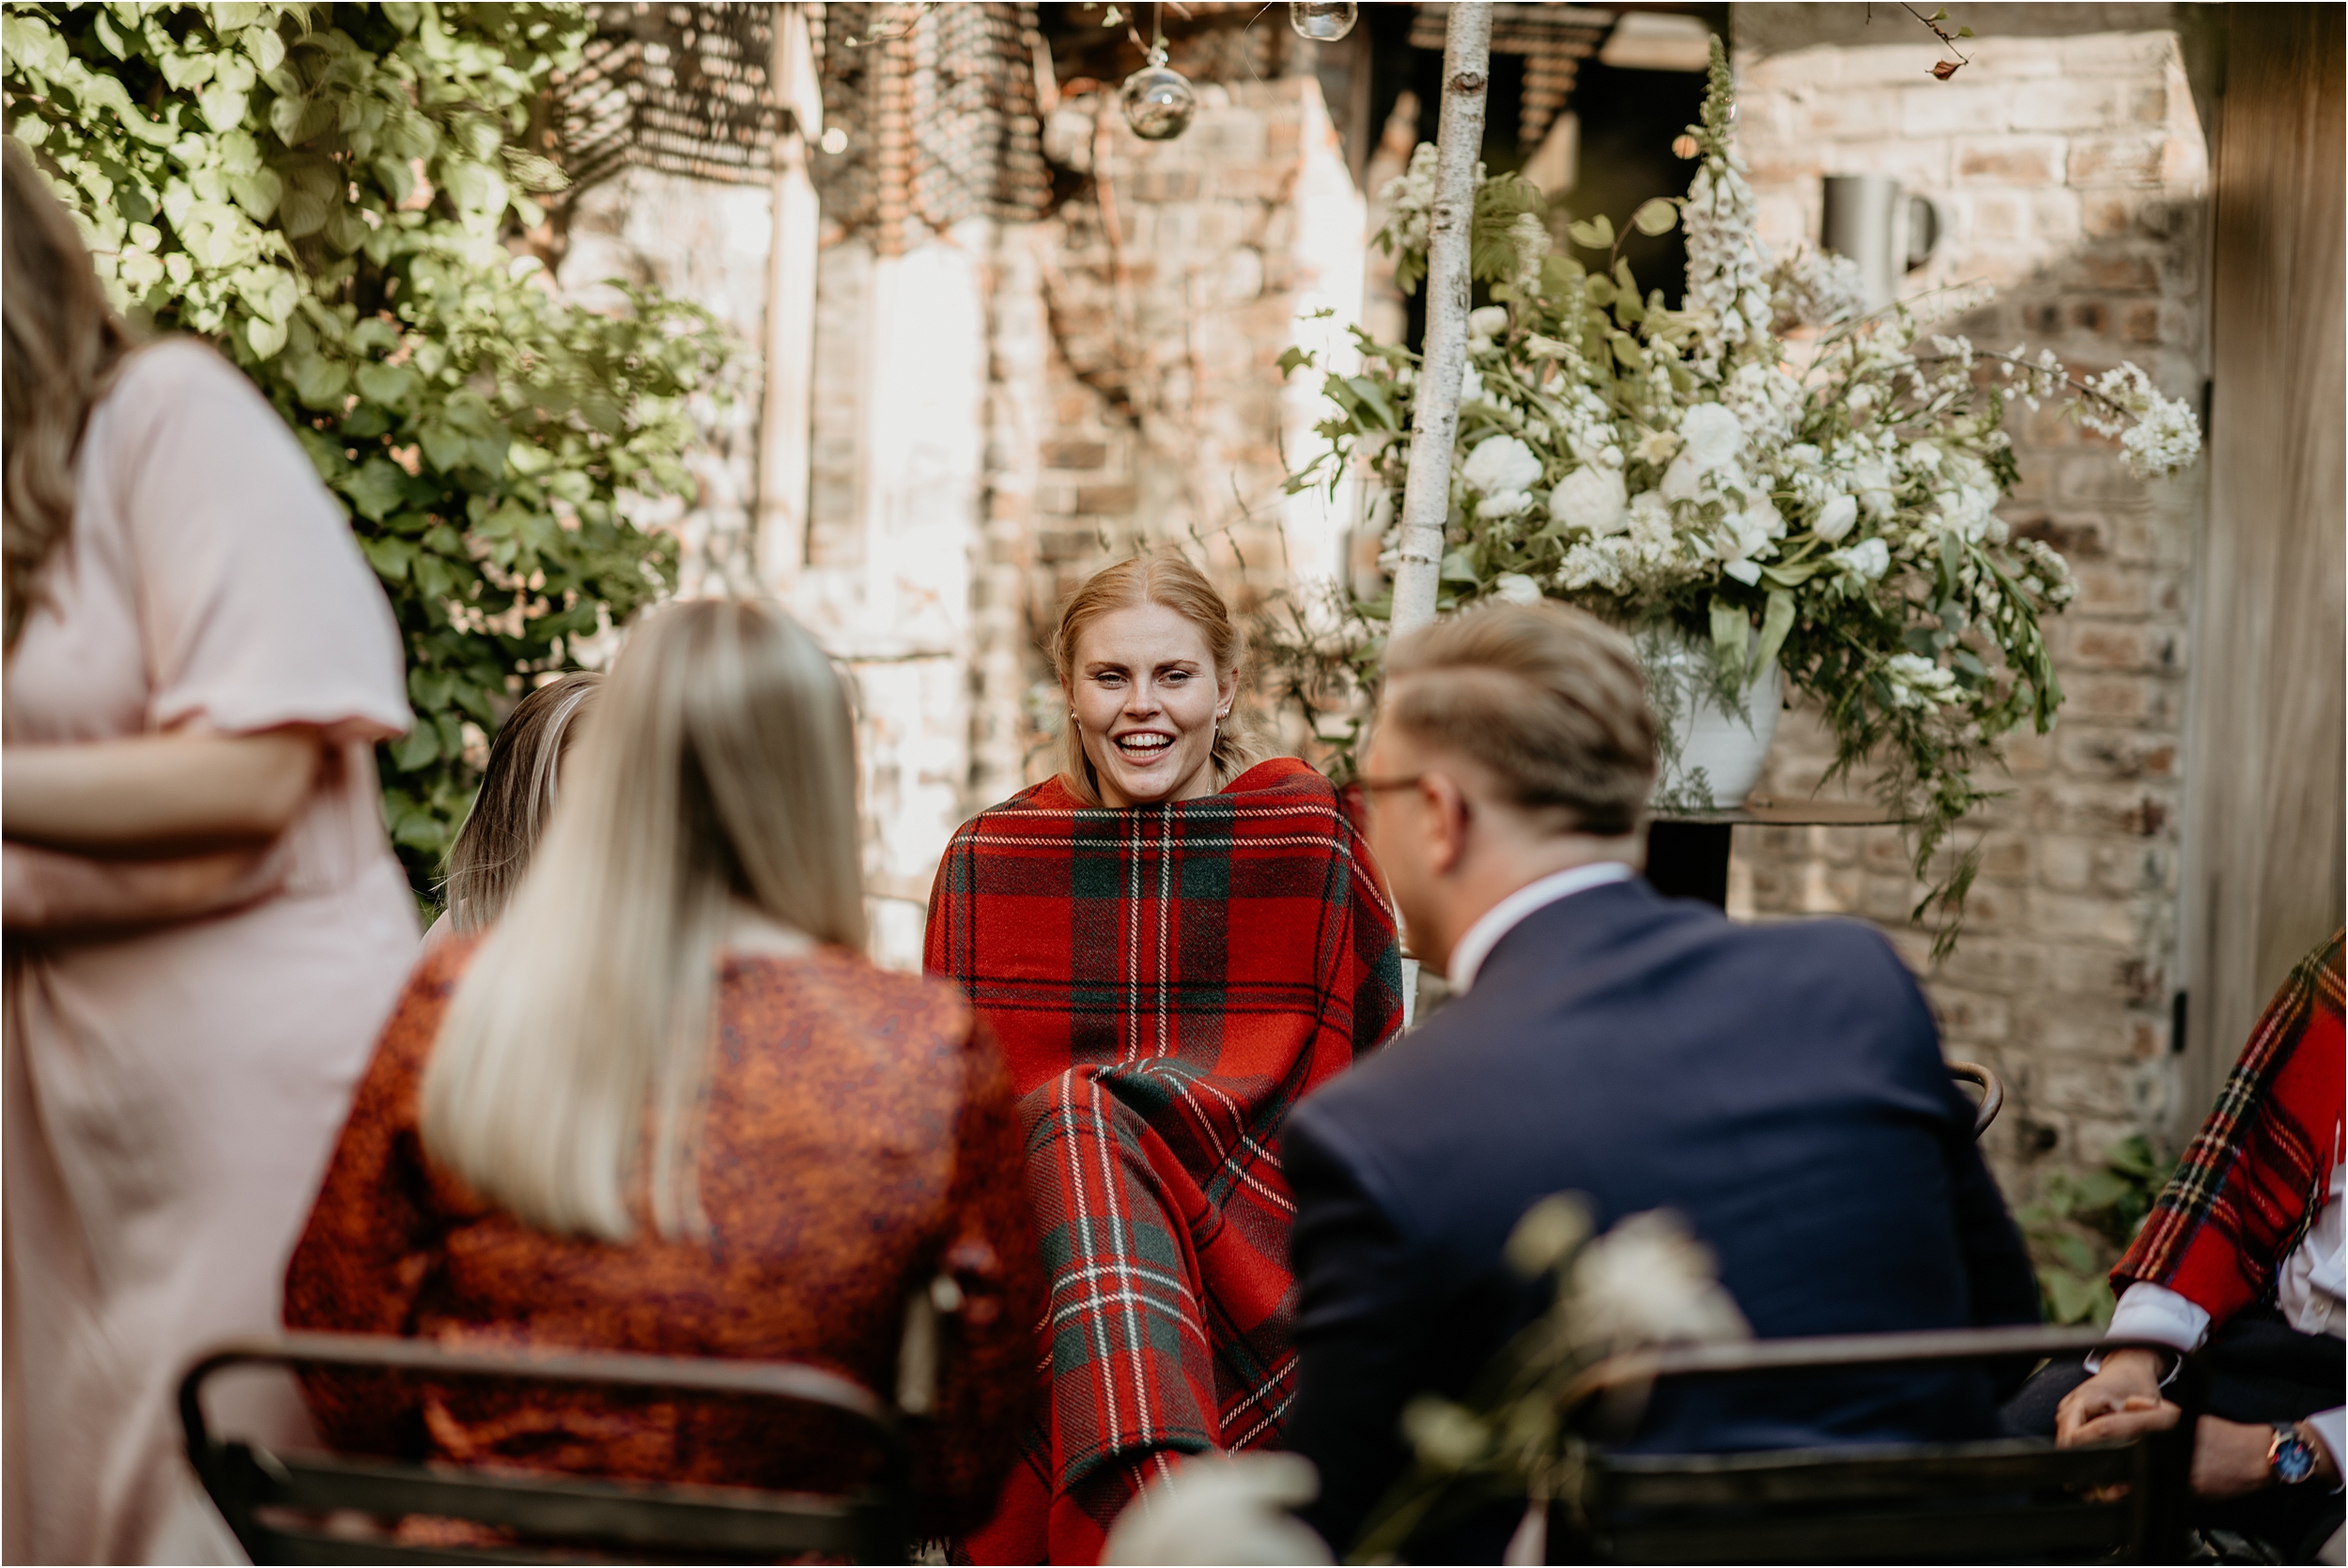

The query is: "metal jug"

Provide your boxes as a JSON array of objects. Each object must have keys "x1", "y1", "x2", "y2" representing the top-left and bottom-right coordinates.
[{"x1": 1820, "y1": 174, "x2": 1945, "y2": 312}]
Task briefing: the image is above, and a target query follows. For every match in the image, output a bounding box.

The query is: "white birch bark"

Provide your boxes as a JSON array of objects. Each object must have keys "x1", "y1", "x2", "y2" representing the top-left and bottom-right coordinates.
[{"x1": 1387, "y1": 2, "x2": 1492, "y2": 638}]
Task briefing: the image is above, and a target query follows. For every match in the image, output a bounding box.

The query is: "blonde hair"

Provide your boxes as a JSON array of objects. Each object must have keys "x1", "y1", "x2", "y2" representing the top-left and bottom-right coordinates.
[
  {"x1": 440, "y1": 672, "x2": 603, "y2": 933},
  {"x1": 1383, "y1": 602, "x2": 1657, "y2": 837},
  {"x1": 1051, "y1": 550, "x2": 1264, "y2": 806},
  {"x1": 422, "y1": 600, "x2": 866, "y2": 1240},
  {"x1": 4, "y1": 140, "x2": 133, "y2": 652}
]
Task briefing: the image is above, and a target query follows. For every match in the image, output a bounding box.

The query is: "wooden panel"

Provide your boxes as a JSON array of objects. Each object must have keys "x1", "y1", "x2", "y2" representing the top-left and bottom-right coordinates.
[{"x1": 2178, "y1": 4, "x2": 2347, "y2": 1123}]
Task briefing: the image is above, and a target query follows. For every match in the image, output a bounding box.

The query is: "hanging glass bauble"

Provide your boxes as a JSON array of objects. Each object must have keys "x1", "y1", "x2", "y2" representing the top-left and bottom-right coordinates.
[
  {"x1": 1120, "y1": 50, "x2": 1197, "y2": 141},
  {"x1": 1289, "y1": 1, "x2": 1357, "y2": 41}
]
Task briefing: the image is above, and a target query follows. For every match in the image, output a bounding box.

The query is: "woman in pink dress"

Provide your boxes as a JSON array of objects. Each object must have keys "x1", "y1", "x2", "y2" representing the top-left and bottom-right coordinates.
[{"x1": 2, "y1": 143, "x2": 417, "y2": 1561}]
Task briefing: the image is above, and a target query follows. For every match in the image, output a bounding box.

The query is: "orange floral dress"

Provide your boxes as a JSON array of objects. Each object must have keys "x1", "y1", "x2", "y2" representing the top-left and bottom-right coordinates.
[{"x1": 284, "y1": 937, "x2": 1044, "y2": 1532}]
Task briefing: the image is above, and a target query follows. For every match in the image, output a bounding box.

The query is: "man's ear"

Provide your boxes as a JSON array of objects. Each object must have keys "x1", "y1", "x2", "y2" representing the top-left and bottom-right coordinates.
[{"x1": 1421, "y1": 772, "x2": 1471, "y2": 877}]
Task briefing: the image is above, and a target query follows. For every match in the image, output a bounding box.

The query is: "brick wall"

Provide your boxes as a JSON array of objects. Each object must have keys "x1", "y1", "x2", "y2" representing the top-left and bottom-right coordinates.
[
  {"x1": 1729, "y1": 8, "x2": 2212, "y2": 1199},
  {"x1": 558, "y1": 167, "x2": 772, "y2": 598},
  {"x1": 981, "y1": 74, "x2": 1366, "y2": 786}
]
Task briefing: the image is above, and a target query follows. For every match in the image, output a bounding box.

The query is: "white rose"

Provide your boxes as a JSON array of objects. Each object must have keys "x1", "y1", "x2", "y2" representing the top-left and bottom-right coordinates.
[
  {"x1": 1677, "y1": 403, "x2": 1745, "y2": 469},
  {"x1": 1467, "y1": 304, "x2": 1510, "y2": 344},
  {"x1": 1491, "y1": 573, "x2": 1542, "y2": 606},
  {"x1": 1813, "y1": 493, "x2": 1859, "y2": 543},
  {"x1": 1461, "y1": 435, "x2": 1542, "y2": 498},
  {"x1": 1549, "y1": 465, "x2": 1630, "y2": 535}
]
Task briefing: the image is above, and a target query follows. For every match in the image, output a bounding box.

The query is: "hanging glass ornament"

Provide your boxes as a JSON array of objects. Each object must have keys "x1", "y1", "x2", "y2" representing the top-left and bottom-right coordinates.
[
  {"x1": 1120, "y1": 46, "x2": 1197, "y2": 141},
  {"x1": 1289, "y1": 1, "x2": 1357, "y2": 41}
]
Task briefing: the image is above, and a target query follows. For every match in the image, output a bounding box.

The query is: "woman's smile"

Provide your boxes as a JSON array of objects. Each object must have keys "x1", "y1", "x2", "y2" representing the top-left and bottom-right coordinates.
[{"x1": 1068, "y1": 601, "x2": 1238, "y2": 807}]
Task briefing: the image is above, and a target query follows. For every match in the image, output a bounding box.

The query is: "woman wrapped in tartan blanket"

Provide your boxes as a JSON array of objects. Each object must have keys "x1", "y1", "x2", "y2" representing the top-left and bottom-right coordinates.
[{"x1": 926, "y1": 554, "x2": 1405, "y2": 1562}]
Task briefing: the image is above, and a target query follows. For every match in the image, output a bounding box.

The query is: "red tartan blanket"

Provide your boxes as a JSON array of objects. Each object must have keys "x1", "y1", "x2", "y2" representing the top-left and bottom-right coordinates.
[
  {"x1": 2113, "y1": 931, "x2": 2344, "y2": 1326},
  {"x1": 925, "y1": 758, "x2": 1403, "y2": 1563}
]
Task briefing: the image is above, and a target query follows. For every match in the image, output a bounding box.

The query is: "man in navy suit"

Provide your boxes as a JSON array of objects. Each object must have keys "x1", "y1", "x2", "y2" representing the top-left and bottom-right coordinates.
[{"x1": 1282, "y1": 603, "x2": 2042, "y2": 1559}]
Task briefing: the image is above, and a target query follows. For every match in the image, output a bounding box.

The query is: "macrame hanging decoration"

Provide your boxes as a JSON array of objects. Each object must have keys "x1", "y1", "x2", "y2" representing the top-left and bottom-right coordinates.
[{"x1": 1289, "y1": 2, "x2": 1358, "y2": 41}]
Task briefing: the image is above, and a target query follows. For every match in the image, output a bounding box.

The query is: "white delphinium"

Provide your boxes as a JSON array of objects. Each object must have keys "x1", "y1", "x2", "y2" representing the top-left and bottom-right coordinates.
[
  {"x1": 1681, "y1": 153, "x2": 1771, "y2": 377},
  {"x1": 1376, "y1": 142, "x2": 1438, "y2": 255},
  {"x1": 1766, "y1": 244, "x2": 1866, "y2": 330},
  {"x1": 1463, "y1": 435, "x2": 1542, "y2": 518}
]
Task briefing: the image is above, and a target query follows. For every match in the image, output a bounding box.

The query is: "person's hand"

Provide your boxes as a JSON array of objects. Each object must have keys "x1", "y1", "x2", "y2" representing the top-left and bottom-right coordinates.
[
  {"x1": 2188, "y1": 1417, "x2": 2343, "y2": 1499},
  {"x1": 2056, "y1": 1348, "x2": 2171, "y2": 1445},
  {"x1": 2191, "y1": 1416, "x2": 2284, "y2": 1499}
]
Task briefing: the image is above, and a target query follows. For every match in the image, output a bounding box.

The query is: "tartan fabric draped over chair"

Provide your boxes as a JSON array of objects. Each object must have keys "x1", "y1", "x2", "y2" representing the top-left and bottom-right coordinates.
[{"x1": 925, "y1": 758, "x2": 1404, "y2": 1562}]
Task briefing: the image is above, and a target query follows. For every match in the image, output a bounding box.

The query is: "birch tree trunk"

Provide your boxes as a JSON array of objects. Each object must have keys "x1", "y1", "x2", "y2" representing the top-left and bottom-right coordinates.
[{"x1": 1387, "y1": 2, "x2": 1492, "y2": 638}]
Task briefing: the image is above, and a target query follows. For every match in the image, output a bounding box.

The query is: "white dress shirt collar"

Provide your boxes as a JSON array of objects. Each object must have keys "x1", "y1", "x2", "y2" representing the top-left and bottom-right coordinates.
[{"x1": 1444, "y1": 862, "x2": 1634, "y2": 994}]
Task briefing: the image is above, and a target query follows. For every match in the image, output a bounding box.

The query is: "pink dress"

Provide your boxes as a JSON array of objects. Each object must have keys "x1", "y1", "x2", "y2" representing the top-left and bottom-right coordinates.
[{"x1": 4, "y1": 341, "x2": 418, "y2": 1563}]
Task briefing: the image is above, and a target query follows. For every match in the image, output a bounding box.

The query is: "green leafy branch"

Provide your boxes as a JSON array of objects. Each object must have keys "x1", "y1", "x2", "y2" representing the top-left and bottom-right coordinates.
[{"x1": 4, "y1": 3, "x2": 739, "y2": 900}]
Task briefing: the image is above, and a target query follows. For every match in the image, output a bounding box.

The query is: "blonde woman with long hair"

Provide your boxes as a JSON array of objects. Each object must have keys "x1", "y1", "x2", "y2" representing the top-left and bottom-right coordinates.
[
  {"x1": 2, "y1": 143, "x2": 417, "y2": 1561},
  {"x1": 923, "y1": 550, "x2": 1405, "y2": 1562},
  {"x1": 286, "y1": 599, "x2": 1043, "y2": 1532}
]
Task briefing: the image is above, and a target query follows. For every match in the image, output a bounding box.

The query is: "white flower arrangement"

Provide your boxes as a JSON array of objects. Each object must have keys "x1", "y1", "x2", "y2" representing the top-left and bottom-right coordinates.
[
  {"x1": 1353, "y1": 1195, "x2": 1750, "y2": 1562},
  {"x1": 1285, "y1": 38, "x2": 2201, "y2": 950}
]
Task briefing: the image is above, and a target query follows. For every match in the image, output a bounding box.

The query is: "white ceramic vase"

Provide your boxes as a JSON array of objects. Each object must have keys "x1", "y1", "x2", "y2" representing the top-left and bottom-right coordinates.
[{"x1": 1636, "y1": 625, "x2": 1782, "y2": 812}]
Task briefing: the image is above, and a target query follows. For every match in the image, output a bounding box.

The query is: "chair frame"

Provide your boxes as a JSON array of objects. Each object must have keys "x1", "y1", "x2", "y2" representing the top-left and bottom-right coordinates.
[
  {"x1": 1557, "y1": 1323, "x2": 2201, "y2": 1565},
  {"x1": 179, "y1": 1331, "x2": 914, "y2": 1565},
  {"x1": 1949, "y1": 1060, "x2": 2005, "y2": 1138}
]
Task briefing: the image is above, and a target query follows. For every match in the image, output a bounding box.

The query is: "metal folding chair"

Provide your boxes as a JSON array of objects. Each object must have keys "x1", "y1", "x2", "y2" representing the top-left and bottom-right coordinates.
[
  {"x1": 1557, "y1": 1323, "x2": 2200, "y2": 1563},
  {"x1": 180, "y1": 1331, "x2": 913, "y2": 1564}
]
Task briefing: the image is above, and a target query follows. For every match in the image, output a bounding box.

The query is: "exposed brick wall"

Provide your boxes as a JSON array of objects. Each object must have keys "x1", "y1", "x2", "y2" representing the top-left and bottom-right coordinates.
[
  {"x1": 557, "y1": 166, "x2": 773, "y2": 599},
  {"x1": 1729, "y1": 9, "x2": 2211, "y2": 1200},
  {"x1": 981, "y1": 75, "x2": 1362, "y2": 788}
]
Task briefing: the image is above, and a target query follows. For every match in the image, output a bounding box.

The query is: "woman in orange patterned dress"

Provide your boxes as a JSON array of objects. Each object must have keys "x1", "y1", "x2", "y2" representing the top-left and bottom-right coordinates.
[{"x1": 286, "y1": 600, "x2": 1043, "y2": 1531}]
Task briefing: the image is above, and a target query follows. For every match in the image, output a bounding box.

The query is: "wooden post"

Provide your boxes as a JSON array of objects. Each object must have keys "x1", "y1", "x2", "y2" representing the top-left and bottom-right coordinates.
[
  {"x1": 1387, "y1": 1, "x2": 1491, "y2": 638},
  {"x1": 757, "y1": 4, "x2": 823, "y2": 592}
]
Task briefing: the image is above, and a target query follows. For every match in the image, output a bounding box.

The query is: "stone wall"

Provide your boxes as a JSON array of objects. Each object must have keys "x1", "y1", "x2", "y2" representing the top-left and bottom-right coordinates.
[{"x1": 1727, "y1": 7, "x2": 2213, "y2": 1199}]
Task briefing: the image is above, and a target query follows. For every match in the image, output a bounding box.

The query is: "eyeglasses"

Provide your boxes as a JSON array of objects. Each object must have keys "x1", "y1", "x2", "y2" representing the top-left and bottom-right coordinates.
[{"x1": 1336, "y1": 774, "x2": 1427, "y2": 835}]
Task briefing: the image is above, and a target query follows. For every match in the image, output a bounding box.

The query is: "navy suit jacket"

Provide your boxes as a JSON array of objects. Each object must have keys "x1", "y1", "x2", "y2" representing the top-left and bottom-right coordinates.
[{"x1": 1281, "y1": 879, "x2": 2042, "y2": 1558}]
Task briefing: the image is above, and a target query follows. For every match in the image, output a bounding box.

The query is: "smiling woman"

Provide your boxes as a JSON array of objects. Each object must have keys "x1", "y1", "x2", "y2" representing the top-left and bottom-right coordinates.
[
  {"x1": 924, "y1": 552, "x2": 1405, "y2": 1563},
  {"x1": 1054, "y1": 552, "x2": 1262, "y2": 806}
]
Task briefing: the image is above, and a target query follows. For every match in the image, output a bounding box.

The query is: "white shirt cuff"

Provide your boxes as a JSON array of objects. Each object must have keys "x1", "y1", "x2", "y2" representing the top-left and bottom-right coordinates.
[{"x1": 2085, "y1": 1282, "x2": 2210, "y2": 1376}]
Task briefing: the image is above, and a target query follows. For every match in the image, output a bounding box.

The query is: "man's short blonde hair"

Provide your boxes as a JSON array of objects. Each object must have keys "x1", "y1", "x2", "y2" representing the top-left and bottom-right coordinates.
[{"x1": 1381, "y1": 601, "x2": 1656, "y2": 837}]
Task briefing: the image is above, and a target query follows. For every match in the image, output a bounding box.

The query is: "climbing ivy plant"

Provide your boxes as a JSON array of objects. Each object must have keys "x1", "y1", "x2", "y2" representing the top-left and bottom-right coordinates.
[{"x1": 2, "y1": 2, "x2": 734, "y2": 899}]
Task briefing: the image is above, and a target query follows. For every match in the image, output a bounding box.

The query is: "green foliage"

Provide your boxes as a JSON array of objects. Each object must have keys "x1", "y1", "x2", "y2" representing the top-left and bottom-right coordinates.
[
  {"x1": 3, "y1": 3, "x2": 735, "y2": 898},
  {"x1": 2018, "y1": 1134, "x2": 2173, "y2": 1326}
]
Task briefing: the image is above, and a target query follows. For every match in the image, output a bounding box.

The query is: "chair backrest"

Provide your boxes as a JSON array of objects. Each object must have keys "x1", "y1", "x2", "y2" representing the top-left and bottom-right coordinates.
[
  {"x1": 180, "y1": 1331, "x2": 912, "y2": 1565},
  {"x1": 1949, "y1": 1060, "x2": 2004, "y2": 1138},
  {"x1": 1561, "y1": 1324, "x2": 2200, "y2": 1565}
]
